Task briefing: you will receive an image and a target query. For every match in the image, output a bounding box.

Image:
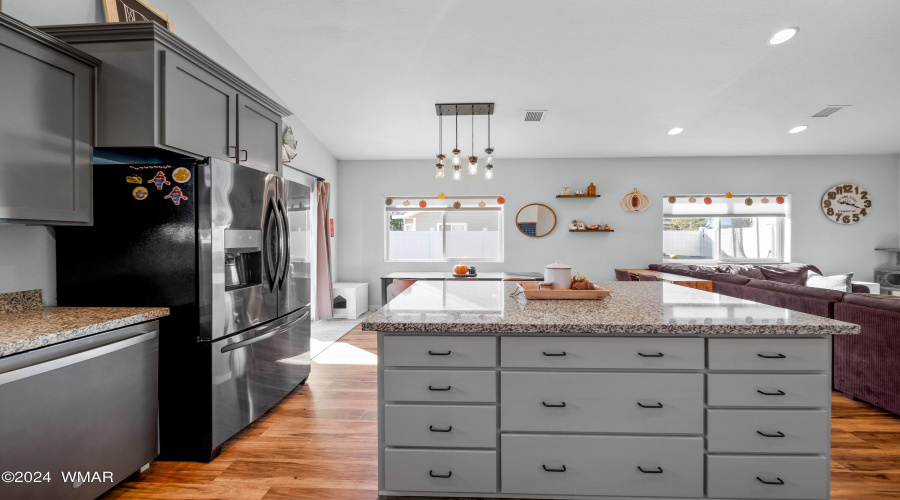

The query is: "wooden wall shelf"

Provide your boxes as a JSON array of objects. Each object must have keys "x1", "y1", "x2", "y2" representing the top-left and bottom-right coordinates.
[
  {"x1": 570, "y1": 229, "x2": 614, "y2": 232},
  {"x1": 556, "y1": 195, "x2": 600, "y2": 198}
]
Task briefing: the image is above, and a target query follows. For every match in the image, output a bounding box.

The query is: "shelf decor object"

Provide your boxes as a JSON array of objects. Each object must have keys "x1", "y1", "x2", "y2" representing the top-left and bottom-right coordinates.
[
  {"x1": 570, "y1": 228, "x2": 614, "y2": 232},
  {"x1": 281, "y1": 124, "x2": 298, "y2": 163},
  {"x1": 556, "y1": 194, "x2": 600, "y2": 198},
  {"x1": 621, "y1": 188, "x2": 651, "y2": 212}
]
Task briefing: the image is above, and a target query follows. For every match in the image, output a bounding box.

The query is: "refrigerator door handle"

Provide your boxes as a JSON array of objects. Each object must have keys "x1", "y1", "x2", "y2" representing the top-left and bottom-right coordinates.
[
  {"x1": 277, "y1": 199, "x2": 290, "y2": 289},
  {"x1": 263, "y1": 198, "x2": 281, "y2": 292},
  {"x1": 220, "y1": 311, "x2": 309, "y2": 353}
]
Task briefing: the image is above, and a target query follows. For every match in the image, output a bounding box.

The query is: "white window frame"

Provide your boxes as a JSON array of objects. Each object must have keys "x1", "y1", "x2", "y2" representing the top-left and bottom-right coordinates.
[
  {"x1": 662, "y1": 216, "x2": 787, "y2": 264},
  {"x1": 385, "y1": 206, "x2": 504, "y2": 263}
]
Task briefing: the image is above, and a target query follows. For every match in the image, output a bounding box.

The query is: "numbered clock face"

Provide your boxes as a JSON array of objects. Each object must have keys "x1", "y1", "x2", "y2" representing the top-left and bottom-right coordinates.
[{"x1": 822, "y1": 183, "x2": 871, "y2": 224}]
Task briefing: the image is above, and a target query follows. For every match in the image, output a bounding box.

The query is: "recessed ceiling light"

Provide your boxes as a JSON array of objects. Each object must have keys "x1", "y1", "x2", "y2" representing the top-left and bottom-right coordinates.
[
  {"x1": 769, "y1": 27, "x2": 799, "y2": 45},
  {"x1": 668, "y1": 127, "x2": 684, "y2": 135},
  {"x1": 789, "y1": 125, "x2": 808, "y2": 134}
]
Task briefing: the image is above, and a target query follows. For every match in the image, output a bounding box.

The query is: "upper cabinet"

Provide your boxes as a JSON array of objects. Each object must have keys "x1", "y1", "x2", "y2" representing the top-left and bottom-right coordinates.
[
  {"x1": 0, "y1": 14, "x2": 99, "y2": 225},
  {"x1": 40, "y1": 22, "x2": 291, "y2": 175}
]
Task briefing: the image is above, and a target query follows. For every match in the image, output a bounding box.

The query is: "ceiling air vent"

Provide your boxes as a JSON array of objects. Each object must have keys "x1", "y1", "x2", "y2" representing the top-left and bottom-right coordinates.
[
  {"x1": 812, "y1": 105, "x2": 850, "y2": 118},
  {"x1": 524, "y1": 110, "x2": 546, "y2": 122}
]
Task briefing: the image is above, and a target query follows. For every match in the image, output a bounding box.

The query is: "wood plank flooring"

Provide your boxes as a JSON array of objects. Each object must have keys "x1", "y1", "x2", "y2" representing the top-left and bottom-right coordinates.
[{"x1": 102, "y1": 326, "x2": 900, "y2": 499}]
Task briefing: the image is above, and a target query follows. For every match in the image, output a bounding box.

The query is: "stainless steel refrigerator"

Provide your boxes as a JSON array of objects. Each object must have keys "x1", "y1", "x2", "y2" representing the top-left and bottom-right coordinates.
[{"x1": 56, "y1": 156, "x2": 313, "y2": 461}]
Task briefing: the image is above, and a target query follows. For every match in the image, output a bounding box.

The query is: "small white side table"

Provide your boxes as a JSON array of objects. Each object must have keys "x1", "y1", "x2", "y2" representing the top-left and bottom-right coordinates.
[{"x1": 333, "y1": 282, "x2": 369, "y2": 319}]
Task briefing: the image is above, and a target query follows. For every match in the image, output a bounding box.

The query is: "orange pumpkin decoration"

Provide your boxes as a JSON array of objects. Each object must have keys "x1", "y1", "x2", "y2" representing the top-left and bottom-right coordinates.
[
  {"x1": 725, "y1": 192, "x2": 734, "y2": 199},
  {"x1": 704, "y1": 196, "x2": 712, "y2": 205},
  {"x1": 497, "y1": 196, "x2": 505, "y2": 205},
  {"x1": 776, "y1": 196, "x2": 785, "y2": 204},
  {"x1": 454, "y1": 264, "x2": 469, "y2": 275},
  {"x1": 419, "y1": 200, "x2": 427, "y2": 208}
]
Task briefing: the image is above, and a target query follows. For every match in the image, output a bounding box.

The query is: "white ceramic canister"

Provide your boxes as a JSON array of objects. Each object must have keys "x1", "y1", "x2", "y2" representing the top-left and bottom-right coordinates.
[{"x1": 544, "y1": 261, "x2": 572, "y2": 290}]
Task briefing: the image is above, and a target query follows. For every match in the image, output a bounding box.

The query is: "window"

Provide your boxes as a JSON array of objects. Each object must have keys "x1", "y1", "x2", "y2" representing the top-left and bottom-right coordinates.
[
  {"x1": 385, "y1": 197, "x2": 503, "y2": 262},
  {"x1": 662, "y1": 195, "x2": 788, "y2": 263}
]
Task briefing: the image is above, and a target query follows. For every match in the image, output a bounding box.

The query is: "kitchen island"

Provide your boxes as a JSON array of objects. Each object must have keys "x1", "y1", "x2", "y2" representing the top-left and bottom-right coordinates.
[{"x1": 362, "y1": 280, "x2": 859, "y2": 500}]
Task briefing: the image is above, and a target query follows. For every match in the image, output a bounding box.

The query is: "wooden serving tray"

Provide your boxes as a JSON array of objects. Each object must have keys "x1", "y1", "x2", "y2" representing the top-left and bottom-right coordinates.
[{"x1": 516, "y1": 281, "x2": 611, "y2": 300}]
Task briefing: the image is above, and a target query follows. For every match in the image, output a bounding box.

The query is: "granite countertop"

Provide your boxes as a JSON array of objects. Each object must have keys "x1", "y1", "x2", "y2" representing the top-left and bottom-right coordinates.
[
  {"x1": 361, "y1": 281, "x2": 860, "y2": 335},
  {"x1": 0, "y1": 295, "x2": 169, "y2": 357}
]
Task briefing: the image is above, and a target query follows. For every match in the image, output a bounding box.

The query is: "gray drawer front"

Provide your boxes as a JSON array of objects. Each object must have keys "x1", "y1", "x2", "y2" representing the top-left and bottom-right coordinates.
[
  {"x1": 501, "y1": 434, "x2": 704, "y2": 498},
  {"x1": 384, "y1": 448, "x2": 496, "y2": 493},
  {"x1": 501, "y1": 336, "x2": 704, "y2": 369},
  {"x1": 384, "y1": 370, "x2": 496, "y2": 403},
  {"x1": 384, "y1": 405, "x2": 496, "y2": 448},
  {"x1": 384, "y1": 336, "x2": 497, "y2": 368},
  {"x1": 707, "y1": 409, "x2": 830, "y2": 454},
  {"x1": 707, "y1": 374, "x2": 830, "y2": 408},
  {"x1": 707, "y1": 455, "x2": 829, "y2": 499},
  {"x1": 501, "y1": 372, "x2": 703, "y2": 433},
  {"x1": 708, "y1": 338, "x2": 829, "y2": 371}
]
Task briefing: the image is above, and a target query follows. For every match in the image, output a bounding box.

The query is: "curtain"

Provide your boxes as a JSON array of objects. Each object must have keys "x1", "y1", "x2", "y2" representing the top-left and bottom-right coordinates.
[{"x1": 316, "y1": 181, "x2": 334, "y2": 319}]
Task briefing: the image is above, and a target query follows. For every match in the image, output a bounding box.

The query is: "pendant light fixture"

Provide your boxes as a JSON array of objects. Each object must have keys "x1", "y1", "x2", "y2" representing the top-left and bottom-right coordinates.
[
  {"x1": 484, "y1": 113, "x2": 494, "y2": 180},
  {"x1": 435, "y1": 115, "x2": 445, "y2": 179},
  {"x1": 468, "y1": 113, "x2": 478, "y2": 175}
]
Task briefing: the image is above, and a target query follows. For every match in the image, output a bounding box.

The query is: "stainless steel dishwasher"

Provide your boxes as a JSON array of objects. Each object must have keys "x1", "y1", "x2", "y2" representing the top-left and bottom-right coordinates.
[{"x1": 0, "y1": 321, "x2": 160, "y2": 500}]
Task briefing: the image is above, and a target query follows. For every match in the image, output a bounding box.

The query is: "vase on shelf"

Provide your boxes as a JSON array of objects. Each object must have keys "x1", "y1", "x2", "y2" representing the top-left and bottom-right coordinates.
[{"x1": 587, "y1": 183, "x2": 596, "y2": 196}]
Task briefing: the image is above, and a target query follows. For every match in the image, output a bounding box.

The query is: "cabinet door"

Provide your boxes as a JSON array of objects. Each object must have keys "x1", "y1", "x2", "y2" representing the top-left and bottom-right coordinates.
[
  {"x1": 161, "y1": 50, "x2": 236, "y2": 161},
  {"x1": 0, "y1": 28, "x2": 93, "y2": 224},
  {"x1": 237, "y1": 93, "x2": 281, "y2": 173}
]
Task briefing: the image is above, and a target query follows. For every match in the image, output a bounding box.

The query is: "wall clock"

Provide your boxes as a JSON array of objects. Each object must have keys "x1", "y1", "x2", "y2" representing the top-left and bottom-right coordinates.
[
  {"x1": 282, "y1": 125, "x2": 298, "y2": 163},
  {"x1": 822, "y1": 183, "x2": 871, "y2": 224}
]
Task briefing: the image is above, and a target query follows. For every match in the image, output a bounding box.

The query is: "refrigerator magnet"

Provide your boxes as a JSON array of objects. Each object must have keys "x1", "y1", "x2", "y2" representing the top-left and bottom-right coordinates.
[
  {"x1": 148, "y1": 171, "x2": 171, "y2": 190},
  {"x1": 132, "y1": 186, "x2": 149, "y2": 200},
  {"x1": 164, "y1": 186, "x2": 188, "y2": 205},
  {"x1": 126, "y1": 174, "x2": 142, "y2": 184},
  {"x1": 172, "y1": 167, "x2": 191, "y2": 183}
]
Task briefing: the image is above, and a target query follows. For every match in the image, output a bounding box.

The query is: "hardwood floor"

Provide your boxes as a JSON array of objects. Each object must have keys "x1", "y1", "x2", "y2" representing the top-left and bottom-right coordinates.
[{"x1": 102, "y1": 326, "x2": 900, "y2": 499}]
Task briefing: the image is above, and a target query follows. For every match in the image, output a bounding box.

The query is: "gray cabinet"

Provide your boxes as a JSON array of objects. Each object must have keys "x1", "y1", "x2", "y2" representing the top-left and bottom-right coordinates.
[
  {"x1": 162, "y1": 51, "x2": 236, "y2": 163},
  {"x1": 0, "y1": 14, "x2": 98, "y2": 225},
  {"x1": 40, "y1": 22, "x2": 289, "y2": 174}
]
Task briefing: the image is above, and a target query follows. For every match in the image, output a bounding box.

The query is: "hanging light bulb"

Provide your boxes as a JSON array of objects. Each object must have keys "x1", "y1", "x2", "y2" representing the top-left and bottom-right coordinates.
[
  {"x1": 452, "y1": 164, "x2": 461, "y2": 180},
  {"x1": 435, "y1": 154, "x2": 445, "y2": 179},
  {"x1": 484, "y1": 114, "x2": 494, "y2": 180},
  {"x1": 452, "y1": 110, "x2": 461, "y2": 166},
  {"x1": 435, "y1": 116, "x2": 445, "y2": 179},
  {"x1": 468, "y1": 113, "x2": 477, "y2": 175}
]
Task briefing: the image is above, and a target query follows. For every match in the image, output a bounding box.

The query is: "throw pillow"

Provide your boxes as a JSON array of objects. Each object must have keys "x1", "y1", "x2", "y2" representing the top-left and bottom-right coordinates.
[{"x1": 806, "y1": 270, "x2": 853, "y2": 292}]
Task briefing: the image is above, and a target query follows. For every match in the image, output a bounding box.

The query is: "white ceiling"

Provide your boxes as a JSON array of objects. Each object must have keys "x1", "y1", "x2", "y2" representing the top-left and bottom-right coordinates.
[{"x1": 187, "y1": 0, "x2": 900, "y2": 160}]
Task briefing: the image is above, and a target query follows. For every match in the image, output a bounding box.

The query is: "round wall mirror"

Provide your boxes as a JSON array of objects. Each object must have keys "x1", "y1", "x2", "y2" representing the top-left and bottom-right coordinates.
[{"x1": 515, "y1": 203, "x2": 557, "y2": 237}]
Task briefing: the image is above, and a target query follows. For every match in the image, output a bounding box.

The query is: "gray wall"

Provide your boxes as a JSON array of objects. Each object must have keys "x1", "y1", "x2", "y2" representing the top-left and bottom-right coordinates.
[
  {"x1": 1, "y1": 0, "x2": 338, "y2": 304},
  {"x1": 339, "y1": 155, "x2": 900, "y2": 308}
]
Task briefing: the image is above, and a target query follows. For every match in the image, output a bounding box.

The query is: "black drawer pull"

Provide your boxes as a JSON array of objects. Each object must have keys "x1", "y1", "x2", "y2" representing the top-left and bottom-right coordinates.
[
  {"x1": 638, "y1": 352, "x2": 664, "y2": 357},
  {"x1": 757, "y1": 389, "x2": 786, "y2": 396},
  {"x1": 429, "y1": 470, "x2": 452, "y2": 478},
  {"x1": 542, "y1": 401, "x2": 566, "y2": 408},
  {"x1": 429, "y1": 425, "x2": 452, "y2": 433},
  {"x1": 757, "y1": 430, "x2": 786, "y2": 438},
  {"x1": 542, "y1": 464, "x2": 567, "y2": 472},
  {"x1": 757, "y1": 353, "x2": 786, "y2": 359},
  {"x1": 638, "y1": 466, "x2": 664, "y2": 474},
  {"x1": 637, "y1": 402, "x2": 664, "y2": 408},
  {"x1": 428, "y1": 385, "x2": 452, "y2": 391},
  {"x1": 756, "y1": 476, "x2": 784, "y2": 485},
  {"x1": 542, "y1": 351, "x2": 567, "y2": 356},
  {"x1": 428, "y1": 350, "x2": 452, "y2": 356}
]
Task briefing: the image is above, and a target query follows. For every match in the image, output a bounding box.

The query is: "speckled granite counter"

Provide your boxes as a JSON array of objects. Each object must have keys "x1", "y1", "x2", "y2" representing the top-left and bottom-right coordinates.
[
  {"x1": 0, "y1": 305, "x2": 169, "y2": 357},
  {"x1": 361, "y1": 281, "x2": 859, "y2": 335}
]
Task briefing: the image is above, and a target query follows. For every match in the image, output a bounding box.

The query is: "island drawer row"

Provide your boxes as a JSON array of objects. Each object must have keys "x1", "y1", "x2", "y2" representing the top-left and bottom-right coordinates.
[{"x1": 383, "y1": 335, "x2": 830, "y2": 371}]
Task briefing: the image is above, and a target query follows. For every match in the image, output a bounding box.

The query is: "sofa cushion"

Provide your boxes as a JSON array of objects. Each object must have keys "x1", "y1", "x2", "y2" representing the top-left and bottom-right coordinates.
[
  {"x1": 648, "y1": 264, "x2": 661, "y2": 271},
  {"x1": 716, "y1": 264, "x2": 765, "y2": 280},
  {"x1": 688, "y1": 265, "x2": 717, "y2": 272},
  {"x1": 711, "y1": 280, "x2": 751, "y2": 300},
  {"x1": 689, "y1": 270, "x2": 717, "y2": 279},
  {"x1": 806, "y1": 270, "x2": 853, "y2": 292},
  {"x1": 747, "y1": 279, "x2": 847, "y2": 302},
  {"x1": 842, "y1": 293, "x2": 900, "y2": 313},
  {"x1": 656, "y1": 264, "x2": 691, "y2": 276},
  {"x1": 759, "y1": 263, "x2": 822, "y2": 285},
  {"x1": 708, "y1": 272, "x2": 752, "y2": 285}
]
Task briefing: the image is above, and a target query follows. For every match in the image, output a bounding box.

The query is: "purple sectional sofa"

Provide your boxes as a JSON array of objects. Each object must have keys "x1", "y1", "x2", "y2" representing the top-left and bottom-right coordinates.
[{"x1": 647, "y1": 262, "x2": 900, "y2": 415}]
